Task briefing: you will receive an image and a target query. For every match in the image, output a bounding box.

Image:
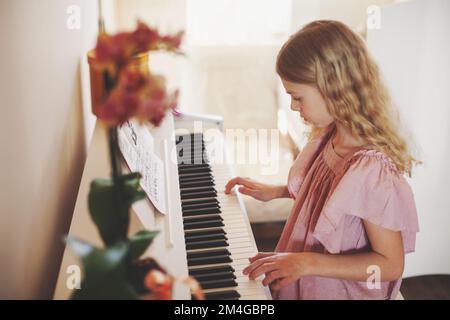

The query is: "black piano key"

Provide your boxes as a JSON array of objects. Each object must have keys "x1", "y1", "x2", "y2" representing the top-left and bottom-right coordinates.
[
  {"x1": 181, "y1": 196, "x2": 217, "y2": 208},
  {"x1": 180, "y1": 187, "x2": 217, "y2": 194},
  {"x1": 182, "y1": 201, "x2": 219, "y2": 210},
  {"x1": 181, "y1": 187, "x2": 216, "y2": 196},
  {"x1": 180, "y1": 189, "x2": 217, "y2": 202},
  {"x1": 180, "y1": 180, "x2": 214, "y2": 188},
  {"x1": 179, "y1": 171, "x2": 212, "y2": 178},
  {"x1": 193, "y1": 270, "x2": 235, "y2": 282},
  {"x1": 189, "y1": 265, "x2": 235, "y2": 276},
  {"x1": 182, "y1": 198, "x2": 217, "y2": 206},
  {"x1": 204, "y1": 290, "x2": 240, "y2": 300},
  {"x1": 183, "y1": 214, "x2": 222, "y2": 222},
  {"x1": 179, "y1": 176, "x2": 213, "y2": 184},
  {"x1": 179, "y1": 175, "x2": 214, "y2": 181},
  {"x1": 183, "y1": 211, "x2": 221, "y2": 219},
  {"x1": 185, "y1": 229, "x2": 226, "y2": 240},
  {"x1": 183, "y1": 205, "x2": 220, "y2": 212},
  {"x1": 199, "y1": 279, "x2": 238, "y2": 290},
  {"x1": 186, "y1": 213, "x2": 223, "y2": 222},
  {"x1": 185, "y1": 227, "x2": 225, "y2": 236},
  {"x1": 178, "y1": 163, "x2": 210, "y2": 169},
  {"x1": 182, "y1": 197, "x2": 217, "y2": 205},
  {"x1": 187, "y1": 249, "x2": 230, "y2": 260},
  {"x1": 179, "y1": 168, "x2": 211, "y2": 175},
  {"x1": 179, "y1": 174, "x2": 214, "y2": 181},
  {"x1": 186, "y1": 239, "x2": 228, "y2": 250},
  {"x1": 185, "y1": 233, "x2": 227, "y2": 244},
  {"x1": 187, "y1": 255, "x2": 232, "y2": 267},
  {"x1": 183, "y1": 220, "x2": 224, "y2": 230},
  {"x1": 180, "y1": 185, "x2": 216, "y2": 193},
  {"x1": 180, "y1": 181, "x2": 215, "y2": 189},
  {"x1": 183, "y1": 213, "x2": 223, "y2": 222},
  {"x1": 183, "y1": 204, "x2": 219, "y2": 212},
  {"x1": 181, "y1": 191, "x2": 217, "y2": 200}
]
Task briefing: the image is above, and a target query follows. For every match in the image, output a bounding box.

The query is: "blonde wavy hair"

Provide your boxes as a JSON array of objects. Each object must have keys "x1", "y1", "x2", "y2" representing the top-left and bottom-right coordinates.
[{"x1": 276, "y1": 20, "x2": 419, "y2": 176}]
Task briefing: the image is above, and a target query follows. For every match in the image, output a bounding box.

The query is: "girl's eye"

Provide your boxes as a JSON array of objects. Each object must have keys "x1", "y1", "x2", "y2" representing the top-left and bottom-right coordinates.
[{"x1": 293, "y1": 97, "x2": 302, "y2": 102}]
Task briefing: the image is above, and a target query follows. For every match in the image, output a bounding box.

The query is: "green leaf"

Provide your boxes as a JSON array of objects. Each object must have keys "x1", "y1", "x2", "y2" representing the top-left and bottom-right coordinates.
[
  {"x1": 66, "y1": 239, "x2": 128, "y2": 281},
  {"x1": 66, "y1": 238, "x2": 139, "y2": 299},
  {"x1": 88, "y1": 172, "x2": 145, "y2": 246},
  {"x1": 82, "y1": 242, "x2": 128, "y2": 281},
  {"x1": 128, "y1": 230, "x2": 160, "y2": 261},
  {"x1": 65, "y1": 236, "x2": 95, "y2": 258}
]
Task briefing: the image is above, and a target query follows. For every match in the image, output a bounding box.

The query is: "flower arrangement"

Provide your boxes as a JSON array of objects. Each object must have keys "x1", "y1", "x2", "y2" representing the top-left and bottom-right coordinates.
[{"x1": 65, "y1": 21, "x2": 203, "y2": 300}]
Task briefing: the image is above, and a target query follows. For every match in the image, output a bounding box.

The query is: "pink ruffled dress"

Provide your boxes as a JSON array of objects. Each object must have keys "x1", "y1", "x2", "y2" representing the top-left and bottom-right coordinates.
[{"x1": 272, "y1": 124, "x2": 419, "y2": 300}]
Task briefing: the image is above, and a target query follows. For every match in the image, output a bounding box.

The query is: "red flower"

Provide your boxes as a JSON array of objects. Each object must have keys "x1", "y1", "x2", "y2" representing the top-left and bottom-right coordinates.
[
  {"x1": 118, "y1": 68, "x2": 147, "y2": 91},
  {"x1": 92, "y1": 21, "x2": 183, "y2": 127},
  {"x1": 160, "y1": 31, "x2": 184, "y2": 50},
  {"x1": 95, "y1": 89, "x2": 139, "y2": 126},
  {"x1": 143, "y1": 269, "x2": 174, "y2": 300},
  {"x1": 95, "y1": 67, "x2": 179, "y2": 126},
  {"x1": 95, "y1": 32, "x2": 134, "y2": 67},
  {"x1": 131, "y1": 21, "x2": 161, "y2": 52}
]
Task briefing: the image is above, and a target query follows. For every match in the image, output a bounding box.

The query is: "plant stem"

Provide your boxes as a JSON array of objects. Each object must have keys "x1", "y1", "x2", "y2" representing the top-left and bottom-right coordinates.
[
  {"x1": 108, "y1": 126, "x2": 122, "y2": 181},
  {"x1": 109, "y1": 126, "x2": 128, "y2": 241},
  {"x1": 105, "y1": 72, "x2": 128, "y2": 243}
]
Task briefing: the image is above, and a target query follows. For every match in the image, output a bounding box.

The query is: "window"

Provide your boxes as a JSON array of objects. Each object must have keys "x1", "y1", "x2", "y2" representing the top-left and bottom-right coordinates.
[{"x1": 186, "y1": 0, "x2": 292, "y2": 45}]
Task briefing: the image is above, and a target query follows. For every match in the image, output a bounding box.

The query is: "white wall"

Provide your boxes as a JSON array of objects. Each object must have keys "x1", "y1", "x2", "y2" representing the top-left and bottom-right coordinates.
[
  {"x1": 290, "y1": 0, "x2": 394, "y2": 33},
  {"x1": 0, "y1": 0, "x2": 100, "y2": 299},
  {"x1": 367, "y1": 0, "x2": 450, "y2": 277}
]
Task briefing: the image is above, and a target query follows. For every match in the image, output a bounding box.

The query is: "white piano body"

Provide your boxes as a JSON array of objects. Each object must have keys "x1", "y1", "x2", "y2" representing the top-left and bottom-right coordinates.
[{"x1": 53, "y1": 112, "x2": 272, "y2": 300}]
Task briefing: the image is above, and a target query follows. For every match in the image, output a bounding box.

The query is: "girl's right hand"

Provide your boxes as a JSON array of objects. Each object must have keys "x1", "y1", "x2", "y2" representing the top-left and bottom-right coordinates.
[{"x1": 224, "y1": 177, "x2": 285, "y2": 202}]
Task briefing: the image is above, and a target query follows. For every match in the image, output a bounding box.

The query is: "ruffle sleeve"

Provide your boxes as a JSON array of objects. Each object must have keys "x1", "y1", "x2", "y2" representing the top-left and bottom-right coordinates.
[{"x1": 312, "y1": 150, "x2": 420, "y2": 254}]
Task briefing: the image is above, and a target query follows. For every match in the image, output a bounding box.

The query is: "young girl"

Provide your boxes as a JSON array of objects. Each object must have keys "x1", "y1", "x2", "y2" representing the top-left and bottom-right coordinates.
[{"x1": 225, "y1": 20, "x2": 420, "y2": 300}]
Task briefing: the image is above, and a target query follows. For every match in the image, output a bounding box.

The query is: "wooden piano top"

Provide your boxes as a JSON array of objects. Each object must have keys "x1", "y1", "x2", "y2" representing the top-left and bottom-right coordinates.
[{"x1": 53, "y1": 113, "x2": 190, "y2": 299}]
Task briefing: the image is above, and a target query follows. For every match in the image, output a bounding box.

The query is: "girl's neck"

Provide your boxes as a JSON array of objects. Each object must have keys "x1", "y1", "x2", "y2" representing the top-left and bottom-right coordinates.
[{"x1": 333, "y1": 123, "x2": 366, "y2": 149}]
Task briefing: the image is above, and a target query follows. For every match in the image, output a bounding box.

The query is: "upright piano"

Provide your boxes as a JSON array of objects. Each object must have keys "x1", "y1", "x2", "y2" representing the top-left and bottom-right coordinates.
[{"x1": 53, "y1": 111, "x2": 272, "y2": 300}]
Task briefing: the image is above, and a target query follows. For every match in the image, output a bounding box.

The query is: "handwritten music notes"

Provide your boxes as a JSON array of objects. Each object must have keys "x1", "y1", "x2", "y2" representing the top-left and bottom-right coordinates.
[{"x1": 118, "y1": 120, "x2": 166, "y2": 214}]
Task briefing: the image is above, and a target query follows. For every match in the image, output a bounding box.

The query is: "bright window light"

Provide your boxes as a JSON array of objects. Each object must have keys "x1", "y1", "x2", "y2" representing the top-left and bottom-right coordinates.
[{"x1": 186, "y1": 0, "x2": 292, "y2": 45}]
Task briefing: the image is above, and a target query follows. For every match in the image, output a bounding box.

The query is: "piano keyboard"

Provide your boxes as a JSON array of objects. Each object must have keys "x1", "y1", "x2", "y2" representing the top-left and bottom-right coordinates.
[{"x1": 175, "y1": 133, "x2": 271, "y2": 300}]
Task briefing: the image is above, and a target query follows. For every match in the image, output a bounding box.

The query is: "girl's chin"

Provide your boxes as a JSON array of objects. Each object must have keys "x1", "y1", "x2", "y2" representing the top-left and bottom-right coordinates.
[{"x1": 300, "y1": 115, "x2": 312, "y2": 124}]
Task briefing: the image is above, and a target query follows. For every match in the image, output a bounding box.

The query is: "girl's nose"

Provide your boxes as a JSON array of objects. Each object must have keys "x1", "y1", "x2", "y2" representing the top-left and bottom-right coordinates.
[{"x1": 290, "y1": 101, "x2": 302, "y2": 112}]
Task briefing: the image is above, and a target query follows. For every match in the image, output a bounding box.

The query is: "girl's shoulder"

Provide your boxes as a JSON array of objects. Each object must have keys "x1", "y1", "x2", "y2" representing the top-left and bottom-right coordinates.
[
  {"x1": 337, "y1": 146, "x2": 411, "y2": 203},
  {"x1": 347, "y1": 147, "x2": 399, "y2": 175},
  {"x1": 313, "y1": 146, "x2": 420, "y2": 255}
]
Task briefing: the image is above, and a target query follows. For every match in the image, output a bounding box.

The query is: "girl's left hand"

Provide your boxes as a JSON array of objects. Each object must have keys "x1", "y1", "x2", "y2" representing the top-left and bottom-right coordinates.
[{"x1": 242, "y1": 252, "x2": 312, "y2": 291}]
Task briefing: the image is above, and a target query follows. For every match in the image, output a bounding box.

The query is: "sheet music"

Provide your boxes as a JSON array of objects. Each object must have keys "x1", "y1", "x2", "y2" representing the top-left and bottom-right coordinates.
[{"x1": 118, "y1": 120, "x2": 166, "y2": 214}]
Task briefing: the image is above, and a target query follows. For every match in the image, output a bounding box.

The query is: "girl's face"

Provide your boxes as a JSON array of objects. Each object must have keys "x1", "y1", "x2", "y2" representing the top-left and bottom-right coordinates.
[{"x1": 281, "y1": 78, "x2": 334, "y2": 128}]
